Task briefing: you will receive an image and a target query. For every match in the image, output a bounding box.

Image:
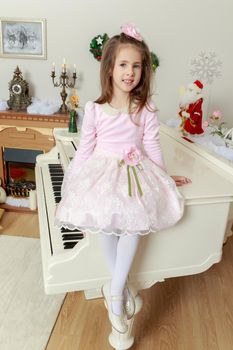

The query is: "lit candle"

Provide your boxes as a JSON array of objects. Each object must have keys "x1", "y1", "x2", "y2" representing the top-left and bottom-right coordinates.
[{"x1": 62, "y1": 58, "x2": 66, "y2": 72}]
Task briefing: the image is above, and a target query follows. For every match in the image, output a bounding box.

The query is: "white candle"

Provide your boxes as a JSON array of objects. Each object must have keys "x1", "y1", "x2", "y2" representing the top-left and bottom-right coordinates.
[
  {"x1": 52, "y1": 62, "x2": 55, "y2": 72},
  {"x1": 73, "y1": 64, "x2": 76, "y2": 73},
  {"x1": 29, "y1": 190, "x2": 37, "y2": 210}
]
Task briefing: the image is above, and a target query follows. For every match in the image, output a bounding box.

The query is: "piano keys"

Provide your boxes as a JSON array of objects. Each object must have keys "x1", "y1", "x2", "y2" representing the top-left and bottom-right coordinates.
[{"x1": 48, "y1": 163, "x2": 85, "y2": 249}]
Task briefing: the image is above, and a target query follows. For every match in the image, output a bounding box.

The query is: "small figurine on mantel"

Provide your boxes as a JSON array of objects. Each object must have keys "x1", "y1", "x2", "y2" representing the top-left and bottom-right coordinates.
[
  {"x1": 178, "y1": 80, "x2": 204, "y2": 135},
  {"x1": 68, "y1": 89, "x2": 79, "y2": 133},
  {"x1": 7, "y1": 66, "x2": 31, "y2": 111}
]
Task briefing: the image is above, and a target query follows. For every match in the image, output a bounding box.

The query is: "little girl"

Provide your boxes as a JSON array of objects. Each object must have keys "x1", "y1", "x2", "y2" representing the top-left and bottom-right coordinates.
[{"x1": 55, "y1": 24, "x2": 191, "y2": 334}]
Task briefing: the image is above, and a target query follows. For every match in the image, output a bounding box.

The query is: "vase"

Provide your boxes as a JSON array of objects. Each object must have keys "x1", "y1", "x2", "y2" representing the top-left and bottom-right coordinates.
[{"x1": 68, "y1": 110, "x2": 78, "y2": 133}]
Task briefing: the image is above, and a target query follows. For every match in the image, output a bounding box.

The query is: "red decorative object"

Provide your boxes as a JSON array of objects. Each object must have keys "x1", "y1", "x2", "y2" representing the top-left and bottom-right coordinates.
[{"x1": 178, "y1": 80, "x2": 204, "y2": 135}]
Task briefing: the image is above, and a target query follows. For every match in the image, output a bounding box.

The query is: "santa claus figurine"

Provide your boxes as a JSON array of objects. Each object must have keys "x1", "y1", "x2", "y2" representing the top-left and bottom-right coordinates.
[{"x1": 178, "y1": 80, "x2": 204, "y2": 135}]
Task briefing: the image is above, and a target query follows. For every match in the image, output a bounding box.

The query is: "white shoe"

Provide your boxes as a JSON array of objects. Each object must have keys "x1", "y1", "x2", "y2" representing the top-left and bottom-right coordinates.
[
  {"x1": 102, "y1": 282, "x2": 128, "y2": 334},
  {"x1": 124, "y1": 286, "x2": 136, "y2": 320}
]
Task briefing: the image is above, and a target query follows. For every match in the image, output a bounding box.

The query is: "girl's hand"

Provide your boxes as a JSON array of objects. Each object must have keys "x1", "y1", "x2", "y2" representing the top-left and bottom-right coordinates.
[{"x1": 171, "y1": 176, "x2": 192, "y2": 187}]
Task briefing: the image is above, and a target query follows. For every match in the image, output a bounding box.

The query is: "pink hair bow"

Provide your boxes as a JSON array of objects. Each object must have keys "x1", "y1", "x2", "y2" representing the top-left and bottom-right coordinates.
[{"x1": 121, "y1": 23, "x2": 143, "y2": 42}]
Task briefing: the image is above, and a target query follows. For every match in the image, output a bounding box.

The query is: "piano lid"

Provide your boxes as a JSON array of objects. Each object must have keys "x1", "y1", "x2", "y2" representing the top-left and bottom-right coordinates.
[{"x1": 160, "y1": 125, "x2": 233, "y2": 201}]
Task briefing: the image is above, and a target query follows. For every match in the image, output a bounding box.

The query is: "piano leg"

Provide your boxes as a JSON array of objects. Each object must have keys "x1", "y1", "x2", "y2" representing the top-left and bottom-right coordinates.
[{"x1": 108, "y1": 291, "x2": 143, "y2": 350}]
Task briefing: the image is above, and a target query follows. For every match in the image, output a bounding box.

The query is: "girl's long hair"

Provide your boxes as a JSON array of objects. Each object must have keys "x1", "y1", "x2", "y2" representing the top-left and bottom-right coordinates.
[{"x1": 95, "y1": 33, "x2": 154, "y2": 116}]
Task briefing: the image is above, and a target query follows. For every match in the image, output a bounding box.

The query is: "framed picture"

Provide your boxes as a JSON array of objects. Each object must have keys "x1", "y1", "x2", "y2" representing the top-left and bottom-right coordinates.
[{"x1": 0, "y1": 18, "x2": 47, "y2": 59}]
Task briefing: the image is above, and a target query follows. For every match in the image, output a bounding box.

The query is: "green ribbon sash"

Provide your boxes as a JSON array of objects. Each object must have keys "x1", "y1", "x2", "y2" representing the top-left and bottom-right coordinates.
[{"x1": 127, "y1": 165, "x2": 143, "y2": 197}]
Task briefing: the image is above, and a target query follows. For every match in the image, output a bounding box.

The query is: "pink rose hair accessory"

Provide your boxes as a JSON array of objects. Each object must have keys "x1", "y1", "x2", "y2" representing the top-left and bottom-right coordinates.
[{"x1": 121, "y1": 23, "x2": 143, "y2": 42}]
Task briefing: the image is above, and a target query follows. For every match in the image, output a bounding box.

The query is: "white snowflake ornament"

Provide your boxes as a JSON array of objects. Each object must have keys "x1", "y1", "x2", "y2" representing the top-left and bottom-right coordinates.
[{"x1": 190, "y1": 51, "x2": 222, "y2": 84}]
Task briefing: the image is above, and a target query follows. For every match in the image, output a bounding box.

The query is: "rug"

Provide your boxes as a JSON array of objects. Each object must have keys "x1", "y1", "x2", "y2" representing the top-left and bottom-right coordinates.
[{"x1": 0, "y1": 235, "x2": 65, "y2": 350}]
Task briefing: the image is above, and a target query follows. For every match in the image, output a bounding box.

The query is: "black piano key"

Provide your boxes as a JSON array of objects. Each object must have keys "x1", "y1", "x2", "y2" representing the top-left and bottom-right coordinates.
[
  {"x1": 49, "y1": 166, "x2": 63, "y2": 170},
  {"x1": 62, "y1": 235, "x2": 84, "y2": 240},
  {"x1": 52, "y1": 186, "x2": 61, "y2": 192},
  {"x1": 49, "y1": 163, "x2": 63, "y2": 167},
  {"x1": 62, "y1": 236, "x2": 81, "y2": 241},
  {"x1": 49, "y1": 168, "x2": 63, "y2": 172},
  {"x1": 61, "y1": 227, "x2": 81, "y2": 233},
  {"x1": 61, "y1": 227, "x2": 77, "y2": 232},
  {"x1": 50, "y1": 169, "x2": 63, "y2": 173},
  {"x1": 51, "y1": 176, "x2": 63, "y2": 181},
  {"x1": 71, "y1": 141, "x2": 77, "y2": 151},
  {"x1": 55, "y1": 197, "x2": 61, "y2": 203},
  {"x1": 49, "y1": 165, "x2": 60, "y2": 169},
  {"x1": 64, "y1": 241, "x2": 78, "y2": 249}
]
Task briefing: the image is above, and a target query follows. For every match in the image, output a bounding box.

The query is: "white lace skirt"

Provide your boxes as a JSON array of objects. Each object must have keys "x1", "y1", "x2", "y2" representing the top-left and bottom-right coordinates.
[{"x1": 54, "y1": 150, "x2": 184, "y2": 236}]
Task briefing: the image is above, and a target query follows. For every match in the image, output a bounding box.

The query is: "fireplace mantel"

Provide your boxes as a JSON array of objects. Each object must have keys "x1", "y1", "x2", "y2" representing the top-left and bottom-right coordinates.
[
  {"x1": 0, "y1": 110, "x2": 69, "y2": 211},
  {"x1": 0, "y1": 110, "x2": 69, "y2": 130}
]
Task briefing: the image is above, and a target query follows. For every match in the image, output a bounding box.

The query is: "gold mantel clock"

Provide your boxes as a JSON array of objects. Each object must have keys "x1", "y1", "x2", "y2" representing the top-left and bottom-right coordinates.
[{"x1": 7, "y1": 66, "x2": 31, "y2": 111}]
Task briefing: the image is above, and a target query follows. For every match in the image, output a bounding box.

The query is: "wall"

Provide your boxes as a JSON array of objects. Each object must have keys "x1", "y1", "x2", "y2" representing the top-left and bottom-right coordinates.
[{"x1": 0, "y1": 0, "x2": 232, "y2": 126}]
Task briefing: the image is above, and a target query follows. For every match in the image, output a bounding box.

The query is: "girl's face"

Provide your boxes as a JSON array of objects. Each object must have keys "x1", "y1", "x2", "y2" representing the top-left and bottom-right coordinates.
[{"x1": 112, "y1": 44, "x2": 142, "y2": 98}]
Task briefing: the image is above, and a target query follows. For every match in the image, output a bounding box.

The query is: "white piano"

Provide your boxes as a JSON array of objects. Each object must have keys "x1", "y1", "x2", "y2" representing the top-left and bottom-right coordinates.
[{"x1": 36, "y1": 124, "x2": 233, "y2": 350}]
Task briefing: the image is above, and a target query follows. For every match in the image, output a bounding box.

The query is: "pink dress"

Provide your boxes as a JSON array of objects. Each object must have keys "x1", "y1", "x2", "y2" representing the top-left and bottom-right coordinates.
[{"x1": 54, "y1": 101, "x2": 184, "y2": 235}]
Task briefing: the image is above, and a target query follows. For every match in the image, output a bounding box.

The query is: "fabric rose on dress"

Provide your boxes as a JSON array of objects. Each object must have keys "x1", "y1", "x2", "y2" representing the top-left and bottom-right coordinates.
[
  {"x1": 123, "y1": 147, "x2": 142, "y2": 166},
  {"x1": 121, "y1": 23, "x2": 143, "y2": 42},
  {"x1": 119, "y1": 148, "x2": 143, "y2": 197}
]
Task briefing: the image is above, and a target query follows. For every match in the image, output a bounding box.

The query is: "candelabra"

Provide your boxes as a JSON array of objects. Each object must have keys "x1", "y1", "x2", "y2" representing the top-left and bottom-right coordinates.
[{"x1": 51, "y1": 62, "x2": 77, "y2": 113}]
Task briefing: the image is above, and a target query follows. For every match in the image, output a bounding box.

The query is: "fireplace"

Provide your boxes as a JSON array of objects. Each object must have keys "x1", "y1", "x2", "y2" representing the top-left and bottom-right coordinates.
[
  {"x1": 0, "y1": 109, "x2": 69, "y2": 211},
  {"x1": 4, "y1": 148, "x2": 43, "y2": 197}
]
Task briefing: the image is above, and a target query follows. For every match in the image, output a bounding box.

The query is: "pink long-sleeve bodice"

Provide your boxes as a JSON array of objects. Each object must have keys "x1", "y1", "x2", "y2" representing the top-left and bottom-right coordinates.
[{"x1": 71, "y1": 101, "x2": 166, "y2": 170}]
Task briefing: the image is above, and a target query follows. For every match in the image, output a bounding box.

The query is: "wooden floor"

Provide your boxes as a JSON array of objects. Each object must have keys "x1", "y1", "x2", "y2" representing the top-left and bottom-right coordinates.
[{"x1": 1, "y1": 212, "x2": 233, "y2": 350}]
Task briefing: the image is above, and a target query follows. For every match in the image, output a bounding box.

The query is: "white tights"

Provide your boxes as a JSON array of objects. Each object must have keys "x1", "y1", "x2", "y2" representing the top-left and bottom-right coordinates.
[{"x1": 99, "y1": 234, "x2": 140, "y2": 315}]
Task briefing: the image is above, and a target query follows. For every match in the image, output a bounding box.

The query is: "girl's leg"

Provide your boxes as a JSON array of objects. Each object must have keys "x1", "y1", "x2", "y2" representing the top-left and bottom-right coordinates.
[
  {"x1": 111, "y1": 234, "x2": 140, "y2": 315},
  {"x1": 99, "y1": 234, "x2": 119, "y2": 274}
]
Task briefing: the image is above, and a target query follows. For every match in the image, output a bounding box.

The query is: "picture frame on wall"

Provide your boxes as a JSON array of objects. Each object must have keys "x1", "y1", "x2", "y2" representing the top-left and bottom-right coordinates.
[{"x1": 0, "y1": 18, "x2": 47, "y2": 59}]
